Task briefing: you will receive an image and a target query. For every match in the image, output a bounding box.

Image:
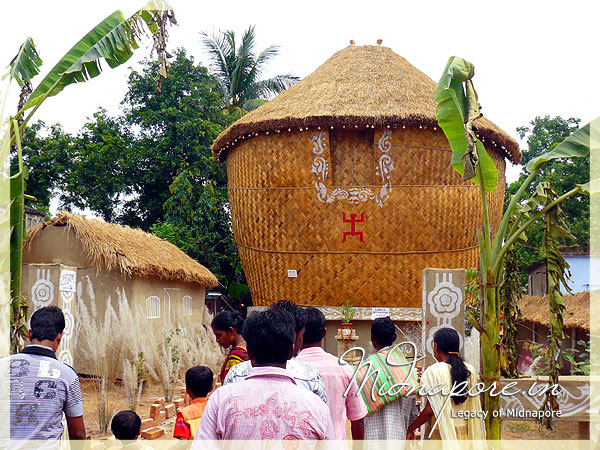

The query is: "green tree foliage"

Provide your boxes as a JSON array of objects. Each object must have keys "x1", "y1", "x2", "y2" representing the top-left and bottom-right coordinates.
[
  {"x1": 57, "y1": 49, "x2": 228, "y2": 228},
  {"x1": 55, "y1": 49, "x2": 243, "y2": 285},
  {"x1": 11, "y1": 121, "x2": 72, "y2": 210},
  {"x1": 151, "y1": 167, "x2": 243, "y2": 288},
  {"x1": 60, "y1": 109, "x2": 133, "y2": 222},
  {"x1": 119, "y1": 49, "x2": 228, "y2": 228},
  {"x1": 201, "y1": 25, "x2": 299, "y2": 118},
  {"x1": 507, "y1": 116, "x2": 587, "y2": 279},
  {"x1": 18, "y1": 49, "x2": 246, "y2": 290}
]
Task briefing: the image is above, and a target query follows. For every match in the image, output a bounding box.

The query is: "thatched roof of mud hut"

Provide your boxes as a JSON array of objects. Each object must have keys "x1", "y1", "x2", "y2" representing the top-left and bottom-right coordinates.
[
  {"x1": 25, "y1": 212, "x2": 219, "y2": 287},
  {"x1": 212, "y1": 44, "x2": 521, "y2": 164},
  {"x1": 518, "y1": 291, "x2": 596, "y2": 331}
]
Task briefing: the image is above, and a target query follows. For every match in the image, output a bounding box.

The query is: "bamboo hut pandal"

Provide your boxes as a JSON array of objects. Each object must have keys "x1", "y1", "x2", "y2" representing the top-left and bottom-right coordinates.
[
  {"x1": 518, "y1": 291, "x2": 593, "y2": 331},
  {"x1": 214, "y1": 44, "x2": 520, "y2": 307},
  {"x1": 25, "y1": 212, "x2": 219, "y2": 287}
]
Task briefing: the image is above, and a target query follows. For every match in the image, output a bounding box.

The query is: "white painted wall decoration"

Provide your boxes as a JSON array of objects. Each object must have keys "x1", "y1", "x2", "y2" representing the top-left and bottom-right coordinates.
[
  {"x1": 59, "y1": 270, "x2": 76, "y2": 293},
  {"x1": 310, "y1": 129, "x2": 395, "y2": 206},
  {"x1": 146, "y1": 296, "x2": 161, "y2": 319},
  {"x1": 501, "y1": 380, "x2": 596, "y2": 419},
  {"x1": 182, "y1": 295, "x2": 192, "y2": 317},
  {"x1": 58, "y1": 269, "x2": 76, "y2": 366},
  {"x1": 31, "y1": 268, "x2": 54, "y2": 311},
  {"x1": 396, "y1": 321, "x2": 422, "y2": 357},
  {"x1": 422, "y1": 269, "x2": 466, "y2": 369},
  {"x1": 424, "y1": 272, "x2": 464, "y2": 356},
  {"x1": 163, "y1": 288, "x2": 179, "y2": 324},
  {"x1": 73, "y1": 280, "x2": 83, "y2": 351}
]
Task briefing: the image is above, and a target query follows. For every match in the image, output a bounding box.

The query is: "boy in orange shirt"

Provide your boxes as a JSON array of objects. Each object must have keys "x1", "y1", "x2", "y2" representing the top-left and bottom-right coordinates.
[{"x1": 173, "y1": 366, "x2": 213, "y2": 440}]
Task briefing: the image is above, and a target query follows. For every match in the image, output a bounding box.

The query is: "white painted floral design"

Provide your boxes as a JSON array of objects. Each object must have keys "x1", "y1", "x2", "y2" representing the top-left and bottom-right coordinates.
[{"x1": 310, "y1": 129, "x2": 395, "y2": 206}]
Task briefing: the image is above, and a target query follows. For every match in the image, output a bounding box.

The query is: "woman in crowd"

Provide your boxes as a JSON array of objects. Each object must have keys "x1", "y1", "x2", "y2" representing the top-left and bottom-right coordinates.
[
  {"x1": 211, "y1": 311, "x2": 248, "y2": 383},
  {"x1": 407, "y1": 327, "x2": 486, "y2": 448}
]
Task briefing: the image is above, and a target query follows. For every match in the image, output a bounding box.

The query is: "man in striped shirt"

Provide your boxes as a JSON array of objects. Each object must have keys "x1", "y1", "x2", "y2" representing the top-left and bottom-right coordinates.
[{"x1": 4, "y1": 306, "x2": 86, "y2": 445}]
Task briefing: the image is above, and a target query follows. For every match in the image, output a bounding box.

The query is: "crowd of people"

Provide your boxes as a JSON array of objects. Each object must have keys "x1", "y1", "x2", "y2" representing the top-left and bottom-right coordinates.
[{"x1": 6, "y1": 302, "x2": 486, "y2": 447}]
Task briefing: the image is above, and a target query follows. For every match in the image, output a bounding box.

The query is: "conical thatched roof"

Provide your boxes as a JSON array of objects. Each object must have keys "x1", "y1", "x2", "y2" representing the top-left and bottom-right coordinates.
[
  {"x1": 518, "y1": 291, "x2": 594, "y2": 331},
  {"x1": 212, "y1": 45, "x2": 520, "y2": 164},
  {"x1": 25, "y1": 212, "x2": 219, "y2": 287}
]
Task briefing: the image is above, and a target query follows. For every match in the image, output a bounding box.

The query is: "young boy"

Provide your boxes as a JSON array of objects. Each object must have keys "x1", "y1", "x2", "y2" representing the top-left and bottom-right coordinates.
[
  {"x1": 111, "y1": 410, "x2": 142, "y2": 443},
  {"x1": 173, "y1": 366, "x2": 213, "y2": 440}
]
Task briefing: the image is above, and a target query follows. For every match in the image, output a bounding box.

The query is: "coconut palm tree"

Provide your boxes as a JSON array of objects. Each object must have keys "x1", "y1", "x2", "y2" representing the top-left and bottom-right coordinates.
[{"x1": 200, "y1": 25, "x2": 299, "y2": 118}]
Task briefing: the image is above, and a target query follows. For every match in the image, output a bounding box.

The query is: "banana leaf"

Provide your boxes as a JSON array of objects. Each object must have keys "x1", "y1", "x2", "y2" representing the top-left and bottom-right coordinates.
[
  {"x1": 434, "y1": 56, "x2": 498, "y2": 192},
  {"x1": 6, "y1": 37, "x2": 42, "y2": 87},
  {"x1": 24, "y1": 0, "x2": 170, "y2": 111},
  {"x1": 527, "y1": 120, "x2": 598, "y2": 172}
]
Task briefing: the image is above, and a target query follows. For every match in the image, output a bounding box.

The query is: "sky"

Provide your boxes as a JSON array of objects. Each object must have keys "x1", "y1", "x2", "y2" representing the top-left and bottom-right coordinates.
[{"x1": 3, "y1": 0, "x2": 599, "y2": 195}]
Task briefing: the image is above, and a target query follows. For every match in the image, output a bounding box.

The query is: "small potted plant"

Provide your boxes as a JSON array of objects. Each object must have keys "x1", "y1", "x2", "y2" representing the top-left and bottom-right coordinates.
[{"x1": 339, "y1": 300, "x2": 357, "y2": 343}]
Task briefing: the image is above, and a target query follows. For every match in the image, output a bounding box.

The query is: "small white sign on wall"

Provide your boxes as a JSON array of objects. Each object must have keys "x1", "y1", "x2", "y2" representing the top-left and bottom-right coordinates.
[
  {"x1": 287, "y1": 270, "x2": 298, "y2": 278},
  {"x1": 59, "y1": 270, "x2": 76, "y2": 293},
  {"x1": 371, "y1": 307, "x2": 390, "y2": 319}
]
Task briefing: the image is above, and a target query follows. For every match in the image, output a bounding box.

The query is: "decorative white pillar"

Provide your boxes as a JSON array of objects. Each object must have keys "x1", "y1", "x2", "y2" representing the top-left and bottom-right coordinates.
[{"x1": 421, "y1": 269, "x2": 465, "y2": 370}]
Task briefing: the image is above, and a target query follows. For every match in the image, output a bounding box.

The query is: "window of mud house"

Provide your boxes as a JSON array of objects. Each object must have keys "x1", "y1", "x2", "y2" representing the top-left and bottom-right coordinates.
[{"x1": 329, "y1": 129, "x2": 375, "y2": 186}]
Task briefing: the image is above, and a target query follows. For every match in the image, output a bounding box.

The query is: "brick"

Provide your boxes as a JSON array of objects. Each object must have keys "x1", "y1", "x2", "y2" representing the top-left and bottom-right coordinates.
[
  {"x1": 173, "y1": 398, "x2": 184, "y2": 408},
  {"x1": 165, "y1": 403, "x2": 176, "y2": 418},
  {"x1": 140, "y1": 418, "x2": 155, "y2": 430},
  {"x1": 149, "y1": 403, "x2": 162, "y2": 421},
  {"x1": 156, "y1": 410, "x2": 166, "y2": 424},
  {"x1": 153, "y1": 398, "x2": 165, "y2": 408},
  {"x1": 141, "y1": 426, "x2": 164, "y2": 440}
]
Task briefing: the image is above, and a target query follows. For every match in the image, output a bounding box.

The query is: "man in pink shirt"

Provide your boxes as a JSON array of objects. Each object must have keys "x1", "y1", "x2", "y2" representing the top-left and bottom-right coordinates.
[
  {"x1": 297, "y1": 307, "x2": 367, "y2": 440},
  {"x1": 194, "y1": 308, "x2": 334, "y2": 442}
]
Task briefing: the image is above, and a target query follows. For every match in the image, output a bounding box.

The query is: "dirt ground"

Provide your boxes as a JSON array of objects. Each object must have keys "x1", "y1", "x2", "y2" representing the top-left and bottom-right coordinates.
[
  {"x1": 82, "y1": 379, "x2": 179, "y2": 440},
  {"x1": 502, "y1": 420, "x2": 576, "y2": 439},
  {"x1": 82, "y1": 380, "x2": 581, "y2": 441}
]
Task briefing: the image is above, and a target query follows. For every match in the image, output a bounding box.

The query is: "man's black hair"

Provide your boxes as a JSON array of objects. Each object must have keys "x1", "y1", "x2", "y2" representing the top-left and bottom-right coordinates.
[
  {"x1": 111, "y1": 410, "x2": 141, "y2": 440},
  {"x1": 30, "y1": 306, "x2": 65, "y2": 341},
  {"x1": 270, "y1": 300, "x2": 306, "y2": 335},
  {"x1": 371, "y1": 317, "x2": 396, "y2": 348},
  {"x1": 185, "y1": 366, "x2": 213, "y2": 398},
  {"x1": 303, "y1": 307, "x2": 326, "y2": 345},
  {"x1": 243, "y1": 309, "x2": 295, "y2": 364}
]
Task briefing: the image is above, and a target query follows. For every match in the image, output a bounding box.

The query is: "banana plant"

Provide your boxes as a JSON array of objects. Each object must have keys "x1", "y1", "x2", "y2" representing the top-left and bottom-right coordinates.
[
  {"x1": 1, "y1": 0, "x2": 176, "y2": 355},
  {"x1": 434, "y1": 56, "x2": 597, "y2": 440}
]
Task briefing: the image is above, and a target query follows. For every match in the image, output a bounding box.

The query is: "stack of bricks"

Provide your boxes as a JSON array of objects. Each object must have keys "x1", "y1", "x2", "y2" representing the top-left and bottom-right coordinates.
[
  {"x1": 179, "y1": 387, "x2": 191, "y2": 407},
  {"x1": 139, "y1": 396, "x2": 183, "y2": 440}
]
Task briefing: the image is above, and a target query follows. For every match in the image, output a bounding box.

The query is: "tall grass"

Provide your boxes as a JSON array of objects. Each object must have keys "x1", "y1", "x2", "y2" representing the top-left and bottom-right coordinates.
[
  {"x1": 77, "y1": 279, "x2": 121, "y2": 435},
  {"x1": 115, "y1": 290, "x2": 145, "y2": 411},
  {"x1": 77, "y1": 280, "x2": 224, "y2": 427},
  {"x1": 141, "y1": 306, "x2": 224, "y2": 402}
]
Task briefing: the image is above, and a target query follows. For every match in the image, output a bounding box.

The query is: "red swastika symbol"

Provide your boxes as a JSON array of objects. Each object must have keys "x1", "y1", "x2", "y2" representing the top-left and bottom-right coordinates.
[{"x1": 342, "y1": 212, "x2": 365, "y2": 243}]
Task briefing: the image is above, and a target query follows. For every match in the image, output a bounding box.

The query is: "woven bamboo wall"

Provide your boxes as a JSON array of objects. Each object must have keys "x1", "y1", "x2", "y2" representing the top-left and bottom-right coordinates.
[{"x1": 226, "y1": 126, "x2": 506, "y2": 307}]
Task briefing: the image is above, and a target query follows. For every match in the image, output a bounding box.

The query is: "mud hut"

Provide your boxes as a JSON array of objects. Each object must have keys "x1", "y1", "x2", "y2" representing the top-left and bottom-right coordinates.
[
  {"x1": 516, "y1": 291, "x2": 593, "y2": 374},
  {"x1": 22, "y1": 212, "x2": 219, "y2": 370},
  {"x1": 213, "y1": 44, "x2": 520, "y2": 312}
]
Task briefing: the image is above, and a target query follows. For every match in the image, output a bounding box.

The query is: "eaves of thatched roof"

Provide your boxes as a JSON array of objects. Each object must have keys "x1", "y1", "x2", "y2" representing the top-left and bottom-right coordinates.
[
  {"x1": 25, "y1": 212, "x2": 219, "y2": 288},
  {"x1": 518, "y1": 291, "x2": 594, "y2": 331},
  {"x1": 212, "y1": 45, "x2": 521, "y2": 164}
]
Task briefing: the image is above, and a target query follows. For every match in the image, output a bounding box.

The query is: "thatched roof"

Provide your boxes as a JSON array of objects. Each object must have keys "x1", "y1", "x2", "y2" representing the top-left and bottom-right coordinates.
[
  {"x1": 25, "y1": 212, "x2": 219, "y2": 287},
  {"x1": 518, "y1": 291, "x2": 594, "y2": 331},
  {"x1": 212, "y1": 45, "x2": 521, "y2": 164}
]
